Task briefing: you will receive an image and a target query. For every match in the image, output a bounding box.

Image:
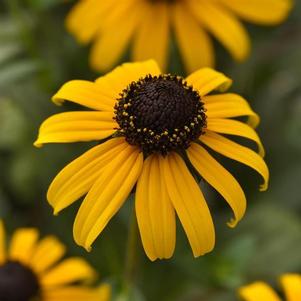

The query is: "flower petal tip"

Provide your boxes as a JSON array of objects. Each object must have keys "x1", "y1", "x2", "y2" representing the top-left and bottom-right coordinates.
[
  {"x1": 227, "y1": 218, "x2": 239, "y2": 228},
  {"x1": 52, "y1": 209, "x2": 59, "y2": 216},
  {"x1": 33, "y1": 140, "x2": 42, "y2": 148},
  {"x1": 85, "y1": 245, "x2": 92, "y2": 253},
  {"x1": 259, "y1": 183, "x2": 268, "y2": 192},
  {"x1": 51, "y1": 95, "x2": 63, "y2": 106}
]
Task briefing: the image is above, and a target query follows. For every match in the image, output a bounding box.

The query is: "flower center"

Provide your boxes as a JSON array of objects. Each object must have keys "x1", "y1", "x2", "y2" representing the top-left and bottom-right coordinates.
[
  {"x1": 0, "y1": 261, "x2": 41, "y2": 301},
  {"x1": 115, "y1": 74, "x2": 206, "y2": 155}
]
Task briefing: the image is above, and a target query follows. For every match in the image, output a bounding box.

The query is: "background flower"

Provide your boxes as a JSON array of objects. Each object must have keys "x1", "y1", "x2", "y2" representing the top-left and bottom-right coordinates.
[
  {"x1": 0, "y1": 220, "x2": 110, "y2": 301},
  {"x1": 239, "y1": 274, "x2": 301, "y2": 301},
  {"x1": 66, "y1": 0, "x2": 292, "y2": 73}
]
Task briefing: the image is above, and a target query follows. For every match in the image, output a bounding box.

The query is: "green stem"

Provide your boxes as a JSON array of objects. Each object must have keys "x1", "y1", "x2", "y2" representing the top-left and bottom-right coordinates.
[{"x1": 123, "y1": 207, "x2": 139, "y2": 292}]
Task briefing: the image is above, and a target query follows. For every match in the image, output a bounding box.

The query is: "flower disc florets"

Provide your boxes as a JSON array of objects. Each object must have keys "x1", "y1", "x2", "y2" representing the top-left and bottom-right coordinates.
[
  {"x1": 0, "y1": 261, "x2": 40, "y2": 301},
  {"x1": 115, "y1": 74, "x2": 206, "y2": 155}
]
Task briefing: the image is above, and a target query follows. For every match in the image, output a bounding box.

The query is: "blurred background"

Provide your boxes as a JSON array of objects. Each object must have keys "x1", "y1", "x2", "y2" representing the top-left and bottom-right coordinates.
[{"x1": 0, "y1": 1, "x2": 300, "y2": 300}]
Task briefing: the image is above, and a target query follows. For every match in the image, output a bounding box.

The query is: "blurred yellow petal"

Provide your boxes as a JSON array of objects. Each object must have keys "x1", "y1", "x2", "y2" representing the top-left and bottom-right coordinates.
[
  {"x1": 187, "y1": 143, "x2": 246, "y2": 227},
  {"x1": 41, "y1": 258, "x2": 96, "y2": 287},
  {"x1": 172, "y1": 2, "x2": 214, "y2": 72},
  {"x1": 239, "y1": 282, "x2": 281, "y2": 301},
  {"x1": 132, "y1": 2, "x2": 169, "y2": 71},
  {"x1": 66, "y1": 0, "x2": 116, "y2": 44},
  {"x1": 34, "y1": 111, "x2": 116, "y2": 147},
  {"x1": 162, "y1": 152, "x2": 215, "y2": 257},
  {"x1": 200, "y1": 131, "x2": 269, "y2": 191},
  {"x1": 186, "y1": 68, "x2": 232, "y2": 96},
  {"x1": 99, "y1": 0, "x2": 137, "y2": 32},
  {"x1": 90, "y1": 1, "x2": 145, "y2": 72},
  {"x1": 95, "y1": 60, "x2": 161, "y2": 99},
  {"x1": 219, "y1": 0, "x2": 292, "y2": 25},
  {"x1": 30, "y1": 236, "x2": 66, "y2": 274},
  {"x1": 44, "y1": 285, "x2": 108, "y2": 301},
  {"x1": 47, "y1": 138, "x2": 127, "y2": 215},
  {"x1": 204, "y1": 93, "x2": 260, "y2": 128},
  {"x1": 207, "y1": 118, "x2": 265, "y2": 156},
  {"x1": 136, "y1": 154, "x2": 176, "y2": 261},
  {"x1": 97, "y1": 284, "x2": 111, "y2": 301},
  {"x1": 9, "y1": 228, "x2": 39, "y2": 264},
  {"x1": 189, "y1": 0, "x2": 250, "y2": 61},
  {"x1": 52, "y1": 80, "x2": 115, "y2": 111},
  {"x1": 0, "y1": 221, "x2": 6, "y2": 264},
  {"x1": 280, "y1": 274, "x2": 301, "y2": 301},
  {"x1": 74, "y1": 145, "x2": 143, "y2": 250}
]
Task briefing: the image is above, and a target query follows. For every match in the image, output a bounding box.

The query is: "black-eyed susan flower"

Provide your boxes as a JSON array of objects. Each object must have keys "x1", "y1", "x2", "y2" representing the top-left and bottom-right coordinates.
[
  {"x1": 239, "y1": 274, "x2": 301, "y2": 301},
  {"x1": 66, "y1": 0, "x2": 292, "y2": 73},
  {"x1": 0, "y1": 220, "x2": 110, "y2": 301},
  {"x1": 35, "y1": 60, "x2": 269, "y2": 261}
]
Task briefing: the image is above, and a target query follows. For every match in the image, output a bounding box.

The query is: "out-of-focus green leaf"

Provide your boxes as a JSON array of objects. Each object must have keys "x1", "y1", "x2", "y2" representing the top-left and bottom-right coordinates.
[
  {"x1": 0, "y1": 98, "x2": 28, "y2": 149},
  {"x1": 0, "y1": 60, "x2": 40, "y2": 87}
]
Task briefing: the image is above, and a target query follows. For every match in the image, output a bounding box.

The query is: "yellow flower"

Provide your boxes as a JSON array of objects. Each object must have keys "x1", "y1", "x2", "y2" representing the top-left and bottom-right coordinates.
[
  {"x1": 35, "y1": 60, "x2": 269, "y2": 261},
  {"x1": 239, "y1": 274, "x2": 301, "y2": 301},
  {"x1": 0, "y1": 220, "x2": 110, "y2": 301},
  {"x1": 66, "y1": 0, "x2": 292, "y2": 73}
]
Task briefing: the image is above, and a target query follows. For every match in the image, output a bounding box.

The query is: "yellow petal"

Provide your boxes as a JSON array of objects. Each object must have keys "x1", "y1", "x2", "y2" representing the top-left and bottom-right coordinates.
[
  {"x1": 0, "y1": 220, "x2": 6, "y2": 264},
  {"x1": 30, "y1": 236, "x2": 66, "y2": 274},
  {"x1": 52, "y1": 80, "x2": 115, "y2": 111},
  {"x1": 239, "y1": 282, "x2": 281, "y2": 301},
  {"x1": 89, "y1": 1, "x2": 145, "y2": 72},
  {"x1": 47, "y1": 138, "x2": 127, "y2": 215},
  {"x1": 185, "y1": 68, "x2": 232, "y2": 96},
  {"x1": 200, "y1": 131, "x2": 269, "y2": 191},
  {"x1": 172, "y1": 2, "x2": 214, "y2": 72},
  {"x1": 41, "y1": 258, "x2": 96, "y2": 287},
  {"x1": 135, "y1": 154, "x2": 176, "y2": 261},
  {"x1": 44, "y1": 285, "x2": 110, "y2": 301},
  {"x1": 204, "y1": 93, "x2": 259, "y2": 128},
  {"x1": 188, "y1": 0, "x2": 250, "y2": 61},
  {"x1": 162, "y1": 152, "x2": 215, "y2": 257},
  {"x1": 207, "y1": 118, "x2": 265, "y2": 156},
  {"x1": 9, "y1": 228, "x2": 39, "y2": 264},
  {"x1": 280, "y1": 274, "x2": 301, "y2": 301},
  {"x1": 66, "y1": 0, "x2": 116, "y2": 44},
  {"x1": 34, "y1": 111, "x2": 116, "y2": 147},
  {"x1": 97, "y1": 284, "x2": 111, "y2": 301},
  {"x1": 219, "y1": 0, "x2": 293, "y2": 25},
  {"x1": 132, "y1": 2, "x2": 169, "y2": 71},
  {"x1": 74, "y1": 145, "x2": 143, "y2": 250},
  {"x1": 187, "y1": 143, "x2": 246, "y2": 227},
  {"x1": 95, "y1": 60, "x2": 161, "y2": 99}
]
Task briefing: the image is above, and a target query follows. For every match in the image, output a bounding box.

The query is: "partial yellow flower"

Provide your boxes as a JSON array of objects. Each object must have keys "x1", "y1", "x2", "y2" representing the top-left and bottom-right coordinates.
[
  {"x1": 239, "y1": 274, "x2": 301, "y2": 301},
  {"x1": 66, "y1": 0, "x2": 292, "y2": 73},
  {"x1": 35, "y1": 60, "x2": 269, "y2": 261},
  {"x1": 0, "y1": 220, "x2": 110, "y2": 301}
]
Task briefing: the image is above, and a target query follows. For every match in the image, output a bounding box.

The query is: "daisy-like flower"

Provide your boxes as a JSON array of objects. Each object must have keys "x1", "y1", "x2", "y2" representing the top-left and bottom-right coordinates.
[
  {"x1": 0, "y1": 220, "x2": 110, "y2": 301},
  {"x1": 239, "y1": 274, "x2": 301, "y2": 301},
  {"x1": 35, "y1": 60, "x2": 269, "y2": 261},
  {"x1": 66, "y1": 0, "x2": 292, "y2": 73}
]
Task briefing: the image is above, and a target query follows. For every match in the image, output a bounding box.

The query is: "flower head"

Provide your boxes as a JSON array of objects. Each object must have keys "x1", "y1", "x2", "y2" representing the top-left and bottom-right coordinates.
[
  {"x1": 0, "y1": 220, "x2": 110, "y2": 301},
  {"x1": 239, "y1": 274, "x2": 301, "y2": 301},
  {"x1": 66, "y1": 0, "x2": 292, "y2": 72},
  {"x1": 35, "y1": 60, "x2": 269, "y2": 260}
]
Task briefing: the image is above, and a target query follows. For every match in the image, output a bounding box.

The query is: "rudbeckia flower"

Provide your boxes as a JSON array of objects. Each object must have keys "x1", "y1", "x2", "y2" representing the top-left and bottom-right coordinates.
[
  {"x1": 239, "y1": 274, "x2": 301, "y2": 301},
  {"x1": 66, "y1": 0, "x2": 292, "y2": 73},
  {"x1": 0, "y1": 220, "x2": 110, "y2": 301},
  {"x1": 35, "y1": 60, "x2": 269, "y2": 261}
]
